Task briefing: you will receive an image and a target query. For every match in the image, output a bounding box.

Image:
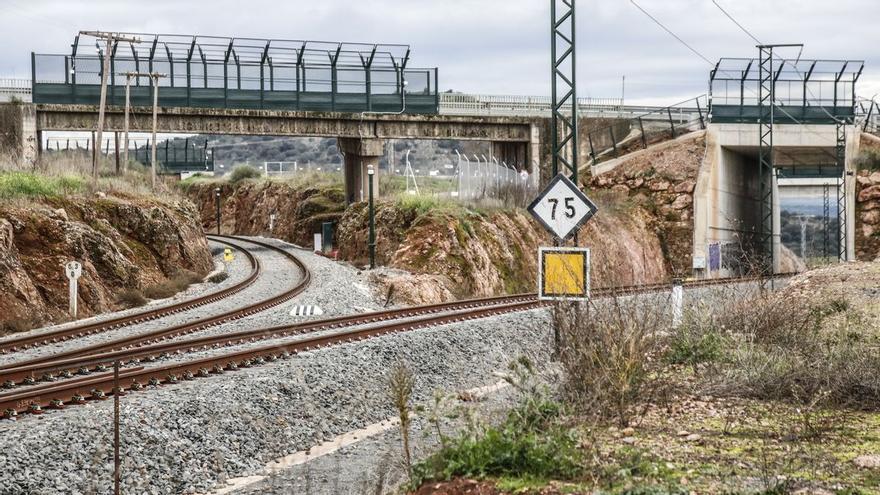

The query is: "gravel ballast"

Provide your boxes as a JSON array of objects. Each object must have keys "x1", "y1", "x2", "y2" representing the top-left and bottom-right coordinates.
[{"x1": 0, "y1": 308, "x2": 553, "y2": 494}]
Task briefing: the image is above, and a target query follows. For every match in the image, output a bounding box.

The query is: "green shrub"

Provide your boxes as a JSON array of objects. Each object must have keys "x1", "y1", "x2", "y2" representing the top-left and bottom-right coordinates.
[
  {"x1": 412, "y1": 358, "x2": 583, "y2": 486},
  {"x1": 666, "y1": 317, "x2": 726, "y2": 369},
  {"x1": 0, "y1": 171, "x2": 85, "y2": 199},
  {"x1": 228, "y1": 165, "x2": 262, "y2": 183}
]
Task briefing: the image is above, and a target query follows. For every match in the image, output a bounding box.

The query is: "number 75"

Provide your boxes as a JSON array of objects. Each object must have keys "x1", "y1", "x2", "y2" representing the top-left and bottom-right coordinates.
[{"x1": 547, "y1": 197, "x2": 576, "y2": 220}]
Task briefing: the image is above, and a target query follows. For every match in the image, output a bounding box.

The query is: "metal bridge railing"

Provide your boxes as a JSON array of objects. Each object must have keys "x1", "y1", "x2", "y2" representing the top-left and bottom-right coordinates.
[
  {"x1": 586, "y1": 95, "x2": 708, "y2": 165},
  {"x1": 31, "y1": 53, "x2": 439, "y2": 114}
]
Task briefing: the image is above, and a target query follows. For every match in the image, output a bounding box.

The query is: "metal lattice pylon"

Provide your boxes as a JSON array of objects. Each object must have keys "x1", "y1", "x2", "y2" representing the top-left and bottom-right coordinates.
[
  {"x1": 550, "y1": 0, "x2": 578, "y2": 183},
  {"x1": 757, "y1": 46, "x2": 775, "y2": 274},
  {"x1": 836, "y1": 122, "x2": 847, "y2": 261}
]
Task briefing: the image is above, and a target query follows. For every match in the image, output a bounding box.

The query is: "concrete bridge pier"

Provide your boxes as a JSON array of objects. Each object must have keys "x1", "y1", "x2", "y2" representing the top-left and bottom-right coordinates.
[
  {"x1": 338, "y1": 137, "x2": 383, "y2": 205},
  {"x1": 0, "y1": 102, "x2": 37, "y2": 166}
]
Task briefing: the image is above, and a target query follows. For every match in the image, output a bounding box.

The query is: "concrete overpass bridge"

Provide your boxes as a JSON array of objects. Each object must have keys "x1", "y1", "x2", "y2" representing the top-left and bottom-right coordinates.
[{"x1": 4, "y1": 31, "x2": 707, "y2": 204}]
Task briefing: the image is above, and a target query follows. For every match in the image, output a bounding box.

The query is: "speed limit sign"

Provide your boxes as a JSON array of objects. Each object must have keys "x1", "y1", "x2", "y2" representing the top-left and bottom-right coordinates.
[{"x1": 528, "y1": 174, "x2": 598, "y2": 241}]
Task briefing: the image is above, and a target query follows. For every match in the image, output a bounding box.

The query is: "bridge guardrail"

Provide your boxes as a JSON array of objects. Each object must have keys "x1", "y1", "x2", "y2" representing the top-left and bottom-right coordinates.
[{"x1": 0, "y1": 78, "x2": 32, "y2": 102}]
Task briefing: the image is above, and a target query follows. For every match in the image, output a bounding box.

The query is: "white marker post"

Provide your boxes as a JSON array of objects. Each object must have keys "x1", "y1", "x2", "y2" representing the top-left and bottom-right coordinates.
[
  {"x1": 269, "y1": 213, "x2": 276, "y2": 234},
  {"x1": 65, "y1": 261, "x2": 82, "y2": 318},
  {"x1": 671, "y1": 278, "x2": 684, "y2": 329}
]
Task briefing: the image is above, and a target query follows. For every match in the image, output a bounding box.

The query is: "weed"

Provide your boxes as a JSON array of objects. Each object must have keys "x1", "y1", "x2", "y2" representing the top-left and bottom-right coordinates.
[
  {"x1": 0, "y1": 316, "x2": 40, "y2": 336},
  {"x1": 388, "y1": 361, "x2": 415, "y2": 480},
  {"x1": 207, "y1": 272, "x2": 229, "y2": 284}
]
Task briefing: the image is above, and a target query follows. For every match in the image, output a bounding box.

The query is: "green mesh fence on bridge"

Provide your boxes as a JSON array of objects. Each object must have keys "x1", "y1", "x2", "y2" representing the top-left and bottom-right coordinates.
[{"x1": 31, "y1": 33, "x2": 439, "y2": 114}]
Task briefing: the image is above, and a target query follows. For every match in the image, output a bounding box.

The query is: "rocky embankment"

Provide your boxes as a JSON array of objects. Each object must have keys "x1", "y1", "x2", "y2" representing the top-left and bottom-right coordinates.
[
  {"x1": 857, "y1": 133, "x2": 880, "y2": 261},
  {"x1": 0, "y1": 194, "x2": 212, "y2": 331},
  {"x1": 186, "y1": 179, "x2": 671, "y2": 305},
  {"x1": 589, "y1": 131, "x2": 706, "y2": 274}
]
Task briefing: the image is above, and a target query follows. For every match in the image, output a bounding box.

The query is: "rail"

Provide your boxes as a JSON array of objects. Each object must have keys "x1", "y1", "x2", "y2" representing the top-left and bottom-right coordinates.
[{"x1": 0, "y1": 269, "x2": 794, "y2": 417}]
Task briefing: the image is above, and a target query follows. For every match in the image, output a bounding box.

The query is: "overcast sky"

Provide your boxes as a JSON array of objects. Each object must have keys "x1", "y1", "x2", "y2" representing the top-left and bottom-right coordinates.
[{"x1": 1, "y1": 0, "x2": 878, "y2": 106}]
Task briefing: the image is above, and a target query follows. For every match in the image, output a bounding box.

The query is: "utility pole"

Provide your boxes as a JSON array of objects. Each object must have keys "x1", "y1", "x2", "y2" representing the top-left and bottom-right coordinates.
[
  {"x1": 80, "y1": 31, "x2": 141, "y2": 185},
  {"x1": 113, "y1": 359, "x2": 121, "y2": 495},
  {"x1": 215, "y1": 188, "x2": 221, "y2": 235},
  {"x1": 368, "y1": 165, "x2": 376, "y2": 269},
  {"x1": 149, "y1": 73, "x2": 167, "y2": 190},
  {"x1": 114, "y1": 131, "x2": 120, "y2": 175}
]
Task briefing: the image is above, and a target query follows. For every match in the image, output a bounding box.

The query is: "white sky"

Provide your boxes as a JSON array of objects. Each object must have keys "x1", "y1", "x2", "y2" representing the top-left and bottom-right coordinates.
[{"x1": 0, "y1": 0, "x2": 878, "y2": 106}]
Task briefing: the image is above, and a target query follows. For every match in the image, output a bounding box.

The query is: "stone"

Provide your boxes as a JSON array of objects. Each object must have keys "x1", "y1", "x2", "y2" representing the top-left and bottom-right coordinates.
[
  {"x1": 611, "y1": 184, "x2": 630, "y2": 194},
  {"x1": 853, "y1": 454, "x2": 880, "y2": 468},
  {"x1": 676, "y1": 430, "x2": 690, "y2": 437},
  {"x1": 858, "y1": 185, "x2": 880, "y2": 202},
  {"x1": 684, "y1": 433, "x2": 702, "y2": 442},
  {"x1": 53, "y1": 208, "x2": 68, "y2": 222},
  {"x1": 861, "y1": 209, "x2": 880, "y2": 225},
  {"x1": 649, "y1": 180, "x2": 671, "y2": 192},
  {"x1": 631, "y1": 178, "x2": 645, "y2": 189},
  {"x1": 870, "y1": 171, "x2": 880, "y2": 183},
  {"x1": 621, "y1": 436, "x2": 637, "y2": 445},
  {"x1": 673, "y1": 180, "x2": 696, "y2": 194},
  {"x1": 670, "y1": 194, "x2": 693, "y2": 210},
  {"x1": 621, "y1": 427, "x2": 635, "y2": 435}
]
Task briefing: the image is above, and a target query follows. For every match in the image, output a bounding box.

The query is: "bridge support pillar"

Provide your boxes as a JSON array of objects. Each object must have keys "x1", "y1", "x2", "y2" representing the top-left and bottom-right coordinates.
[
  {"x1": 338, "y1": 137, "x2": 384, "y2": 205},
  {"x1": 0, "y1": 103, "x2": 37, "y2": 167}
]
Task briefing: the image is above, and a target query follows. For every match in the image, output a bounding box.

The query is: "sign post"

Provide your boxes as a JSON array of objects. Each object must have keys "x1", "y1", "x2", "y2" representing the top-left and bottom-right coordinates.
[
  {"x1": 65, "y1": 261, "x2": 82, "y2": 318},
  {"x1": 223, "y1": 248, "x2": 234, "y2": 271}
]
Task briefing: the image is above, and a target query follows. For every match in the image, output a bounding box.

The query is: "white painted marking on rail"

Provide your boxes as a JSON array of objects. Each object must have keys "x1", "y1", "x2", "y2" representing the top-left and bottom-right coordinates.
[
  {"x1": 289, "y1": 305, "x2": 324, "y2": 317},
  {"x1": 198, "y1": 380, "x2": 510, "y2": 495}
]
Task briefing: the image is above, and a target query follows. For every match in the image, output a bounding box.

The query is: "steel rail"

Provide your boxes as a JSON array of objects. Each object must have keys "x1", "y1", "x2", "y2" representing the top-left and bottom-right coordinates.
[
  {"x1": 0, "y1": 293, "x2": 538, "y2": 387},
  {"x1": 0, "y1": 235, "x2": 310, "y2": 373},
  {"x1": 0, "y1": 237, "x2": 261, "y2": 354},
  {"x1": 0, "y1": 271, "x2": 794, "y2": 410},
  {"x1": 0, "y1": 270, "x2": 796, "y2": 418}
]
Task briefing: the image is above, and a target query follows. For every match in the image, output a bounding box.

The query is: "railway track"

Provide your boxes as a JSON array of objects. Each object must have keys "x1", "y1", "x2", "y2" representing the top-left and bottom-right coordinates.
[
  {"x1": 0, "y1": 236, "x2": 261, "y2": 354},
  {"x1": 0, "y1": 266, "x2": 792, "y2": 418},
  {"x1": 0, "y1": 235, "x2": 311, "y2": 373}
]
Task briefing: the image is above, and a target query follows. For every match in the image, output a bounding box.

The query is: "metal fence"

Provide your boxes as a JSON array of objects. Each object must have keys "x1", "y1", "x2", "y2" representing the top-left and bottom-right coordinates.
[
  {"x1": 709, "y1": 58, "x2": 863, "y2": 124},
  {"x1": 32, "y1": 53, "x2": 438, "y2": 114},
  {"x1": 587, "y1": 95, "x2": 707, "y2": 164},
  {"x1": 44, "y1": 136, "x2": 213, "y2": 174}
]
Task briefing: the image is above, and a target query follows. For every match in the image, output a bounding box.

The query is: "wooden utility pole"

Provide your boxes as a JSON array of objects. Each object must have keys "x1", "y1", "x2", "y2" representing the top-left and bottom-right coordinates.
[
  {"x1": 79, "y1": 31, "x2": 141, "y2": 185},
  {"x1": 120, "y1": 71, "x2": 166, "y2": 188},
  {"x1": 114, "y1": 131, "x2": 120, "y2": 175}
]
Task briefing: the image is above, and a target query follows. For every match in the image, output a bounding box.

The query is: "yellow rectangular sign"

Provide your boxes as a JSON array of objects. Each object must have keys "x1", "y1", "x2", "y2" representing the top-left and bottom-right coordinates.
[
  {"x1": 539, "y1": 247, "x2": 590, "y2": 300},
  {"x1": 223, "y1": 248, "x2": 234, "y2": 263}
]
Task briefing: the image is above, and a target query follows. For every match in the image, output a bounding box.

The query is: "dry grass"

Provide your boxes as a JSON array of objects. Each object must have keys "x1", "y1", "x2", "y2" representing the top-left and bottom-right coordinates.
[
  {"x1": 554, "y1": 293, "x2": 671, "y2": 427},
  {"x1": 142, "y1": 270, "x2": 204, "y2": 300},
  {"x1": 115, "y1": 288, "x2": 148, "y2": 308}
]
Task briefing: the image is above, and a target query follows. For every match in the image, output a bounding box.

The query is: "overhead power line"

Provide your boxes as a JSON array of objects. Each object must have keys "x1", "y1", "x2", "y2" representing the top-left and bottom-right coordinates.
[
  {"x1": 710, "y1": 0, "x2": 761, "y2": 45},
  {"x1": 628, "y1": 0, "x2": 715, "y2": 66}
]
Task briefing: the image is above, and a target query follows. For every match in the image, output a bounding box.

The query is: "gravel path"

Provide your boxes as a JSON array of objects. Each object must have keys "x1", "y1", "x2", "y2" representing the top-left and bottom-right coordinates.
[{"x1": 0, "y1": 238, "x2": 304, "y2": 368}]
